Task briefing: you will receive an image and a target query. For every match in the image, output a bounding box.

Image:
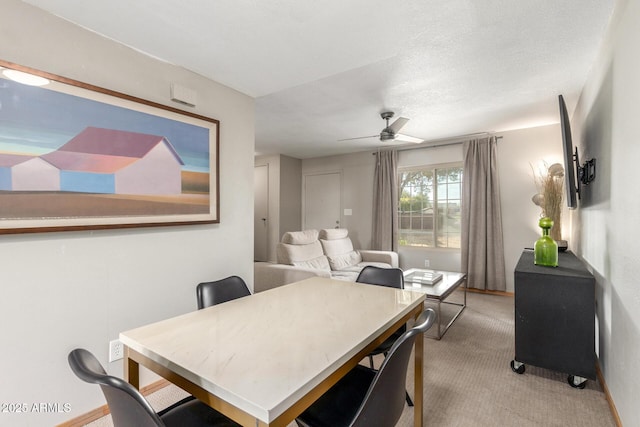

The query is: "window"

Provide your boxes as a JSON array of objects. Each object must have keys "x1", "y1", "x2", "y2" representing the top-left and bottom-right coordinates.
[{"x1": 398, "y1": 163, "x2": 463, "y2": 248}]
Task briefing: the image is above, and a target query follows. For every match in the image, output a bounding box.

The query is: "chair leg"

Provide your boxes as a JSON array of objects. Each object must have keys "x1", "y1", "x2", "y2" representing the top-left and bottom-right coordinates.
[
  {"x1": 368, "y1": 355, "x2": 375, "y2": 369},
  {"x1": 405, "y1": 390, "x2": 414, "y2": 407}
]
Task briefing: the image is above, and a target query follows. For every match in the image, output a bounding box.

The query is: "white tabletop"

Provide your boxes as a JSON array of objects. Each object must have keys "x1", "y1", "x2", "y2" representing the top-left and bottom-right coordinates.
[{"x1": 120, "y1": 276, "x2": 425, "y2": 424}]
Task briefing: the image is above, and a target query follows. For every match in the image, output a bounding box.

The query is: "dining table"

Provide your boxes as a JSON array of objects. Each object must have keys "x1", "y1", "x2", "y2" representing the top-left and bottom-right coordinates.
[{"x1": 120, "y1": 276, "x2": 427, "y2": 427}]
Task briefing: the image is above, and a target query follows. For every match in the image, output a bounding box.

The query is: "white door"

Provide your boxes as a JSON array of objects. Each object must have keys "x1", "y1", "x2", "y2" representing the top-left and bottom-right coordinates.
[
  {"x1": 254, "y1": 165, "x2": 269, "y2": 261},
  {"x1": 303, "y1": 172, "x2": 341, "y2": 230}
]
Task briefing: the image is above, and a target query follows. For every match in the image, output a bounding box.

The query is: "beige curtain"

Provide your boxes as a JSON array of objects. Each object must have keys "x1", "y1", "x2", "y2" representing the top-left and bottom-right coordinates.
[
  {"x1": 372, "y1": 150, "x2": 398, "y2": 251},
  {"x1": 461, "y1": 137, "x2": 506, "y2": 291}
]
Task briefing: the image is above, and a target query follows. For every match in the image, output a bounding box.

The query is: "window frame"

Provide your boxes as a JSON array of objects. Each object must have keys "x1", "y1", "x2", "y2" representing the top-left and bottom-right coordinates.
[{"x1": 398, "y1": 161, "x2": 463, "y2": 249}]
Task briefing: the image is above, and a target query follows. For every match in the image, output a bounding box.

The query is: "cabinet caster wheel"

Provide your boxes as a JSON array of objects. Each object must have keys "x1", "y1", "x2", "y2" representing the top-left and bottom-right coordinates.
[
  {"x1": 568, "y1": 375, "x2": 587, "y2": 389},
  {"x1": 510, "y1": 360, "x2": 525, "y2": 374}
]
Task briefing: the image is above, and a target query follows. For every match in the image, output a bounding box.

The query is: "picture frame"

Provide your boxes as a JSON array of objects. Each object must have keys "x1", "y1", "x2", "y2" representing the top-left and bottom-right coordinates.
[{"x1": 0, "y1": 59, "x2": 219, "y2": 234}]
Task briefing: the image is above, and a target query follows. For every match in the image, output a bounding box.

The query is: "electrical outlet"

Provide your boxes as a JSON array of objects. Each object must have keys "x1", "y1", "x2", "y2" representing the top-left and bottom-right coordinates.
[
  {"x1": 109, "y1": 339, "x2": 124, "y2": 362},
  {"x1": 424, "y1": 259, "x2": 430, "y2": 268}
]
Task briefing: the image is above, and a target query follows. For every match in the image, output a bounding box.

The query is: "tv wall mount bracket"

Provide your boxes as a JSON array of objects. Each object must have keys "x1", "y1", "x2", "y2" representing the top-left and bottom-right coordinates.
[{"x1": 573, "y1": 147, "x2": 596, "y2": 190}]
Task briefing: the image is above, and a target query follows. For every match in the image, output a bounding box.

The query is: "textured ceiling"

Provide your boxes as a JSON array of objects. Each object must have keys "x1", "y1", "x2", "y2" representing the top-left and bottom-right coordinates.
[{"x1": 22, "y1": 0, "x2": 615, "y2": 158}]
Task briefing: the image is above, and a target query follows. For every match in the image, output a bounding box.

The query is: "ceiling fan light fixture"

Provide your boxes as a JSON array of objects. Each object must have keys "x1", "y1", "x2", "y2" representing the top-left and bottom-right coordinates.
[
  {"x1": 339, "y1": 110, "x2": 422, "y2": 144},
  {"x1": 380, "y1": 129, "x2": 395, "y2": 141},
  {"x1": 395, "y1": 134, "x2": 423, "y2": 144}
]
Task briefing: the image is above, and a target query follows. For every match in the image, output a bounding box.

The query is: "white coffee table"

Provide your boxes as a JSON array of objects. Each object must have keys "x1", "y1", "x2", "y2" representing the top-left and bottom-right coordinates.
[{"x1": 403, "y1": 268, "x2": 467, "y2": 339}]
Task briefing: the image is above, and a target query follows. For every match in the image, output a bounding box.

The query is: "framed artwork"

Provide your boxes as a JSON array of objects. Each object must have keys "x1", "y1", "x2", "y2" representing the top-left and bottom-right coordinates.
[{"x1": 0, "y1": 59, "x2": 219, "y2": 234}]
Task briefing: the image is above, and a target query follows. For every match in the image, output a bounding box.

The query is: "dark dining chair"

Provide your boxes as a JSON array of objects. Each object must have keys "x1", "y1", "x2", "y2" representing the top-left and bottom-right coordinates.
[
  {"x1": 295, "y1": 308, "x2": 437, "y2": 427},
  {"x1": 196, "y1": 275, "x2": 251, "y2": 309},
  {"x1": 68, "y1": 348, "x2": 240, "y2": 427},
  {"x1": 356, "y1": 266, "x2": 406, "y2": 367},
  {"x1": 356, "y1": 265, "x2": 414, "y2": 405}
]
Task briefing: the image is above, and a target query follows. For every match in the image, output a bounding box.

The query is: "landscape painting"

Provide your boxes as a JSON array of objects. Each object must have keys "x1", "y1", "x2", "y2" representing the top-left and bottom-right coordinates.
[{"x1": 0, "y1": 60, "x2": 219, "y2": 234}]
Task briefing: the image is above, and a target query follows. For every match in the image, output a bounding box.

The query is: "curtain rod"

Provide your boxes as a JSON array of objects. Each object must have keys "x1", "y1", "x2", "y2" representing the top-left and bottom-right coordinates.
[{"x1": 372, "y1": 132, "x2": 502, "y2": 154}]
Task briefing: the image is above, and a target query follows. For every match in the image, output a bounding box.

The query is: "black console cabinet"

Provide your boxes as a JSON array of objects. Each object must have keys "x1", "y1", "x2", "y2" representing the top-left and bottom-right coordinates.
[{"x1": 511, "y1": 250, "x2": 595, "y2": 387}]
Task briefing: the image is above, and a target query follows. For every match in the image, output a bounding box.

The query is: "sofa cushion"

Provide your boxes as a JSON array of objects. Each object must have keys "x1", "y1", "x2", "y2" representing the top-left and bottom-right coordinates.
[
  {"x1": 320, "y1": 233, "x2": 365, "y2": 271},
  {"x1": 319, "y1": 228, "x2": 349, "y2": 240},
  {"x1": 329, "y1": 271, "x2": 360, "y2": 281},
  {"x1": 356, "y1": 261, "x2": 393, "y2": 269},
  {"x1": 277, "y1": 240, "x2": 330, "y2": 271},
  {"x1": 281, "y1": 229, "x2": 319, "y2": 245},
  {"x1": 320, "y1": 237, "x2": 354, "y2": 257},
  {"x1": 292, "y1": 255, "x2": 331, "y2": 271},
  {"x1": 327, "y1": 250, "x2": 363, "y2": 271}
]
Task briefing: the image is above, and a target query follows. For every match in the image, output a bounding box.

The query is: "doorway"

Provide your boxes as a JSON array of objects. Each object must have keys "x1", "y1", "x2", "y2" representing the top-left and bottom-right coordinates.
[
  {"x1": 303, "y1": 172, "x2": 342, "y2": 231},
  {"x1": 254, "y1": 164, "x2": 269, "y2": 261}
]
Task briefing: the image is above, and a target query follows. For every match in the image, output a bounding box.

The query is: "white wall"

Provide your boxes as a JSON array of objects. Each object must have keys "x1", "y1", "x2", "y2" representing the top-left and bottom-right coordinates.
[
  {"x1": 302, "y1": 151, "x2": 376, "y2": 250},
  {"x1": 255, "y1": 154, "x2": 283, "y2": 262},
  {"x1": 0, "y1": 1, "x2": 254, "y2": 425},
  {"x1": 279, "y1": 155, "x2": 302, "y2": 238},
  {"x1": 255, "y1": 154, "x2": 301, "y2": 261},
  {"x1": 498, "y1": 125, "x2": 567, "y2": 291},
  {"x1": 571, "y1": 0, "x2": 640, "y2": 423}
]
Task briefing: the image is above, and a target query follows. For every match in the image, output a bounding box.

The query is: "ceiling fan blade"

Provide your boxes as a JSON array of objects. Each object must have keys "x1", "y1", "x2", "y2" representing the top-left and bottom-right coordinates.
[
  {"x1": 394, "y1": 133, "x2": 423, "y2": 144},
  {"x1": 338, "y1": 135, "x2": 379, "y2": 142},
  {"x1": 388, "y1": 117, "x2": 409, "y2": 133}
]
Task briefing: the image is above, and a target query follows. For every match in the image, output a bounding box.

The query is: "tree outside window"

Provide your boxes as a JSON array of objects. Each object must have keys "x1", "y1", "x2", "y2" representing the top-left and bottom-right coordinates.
[{"x1": 398, "y1": 164, "x2": 463, "y2": 248}]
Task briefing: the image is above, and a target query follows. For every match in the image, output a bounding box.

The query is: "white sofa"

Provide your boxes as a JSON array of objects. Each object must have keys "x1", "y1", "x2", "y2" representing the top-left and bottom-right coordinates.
[{"x1": 254, "y1": 228, "x2": 398, "y2": 292}]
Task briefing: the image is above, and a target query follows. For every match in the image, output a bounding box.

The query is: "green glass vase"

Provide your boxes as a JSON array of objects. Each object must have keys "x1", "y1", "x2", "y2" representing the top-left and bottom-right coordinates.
[{"x1": 534, "y1": 217, "x2": 558, "y2": 267}]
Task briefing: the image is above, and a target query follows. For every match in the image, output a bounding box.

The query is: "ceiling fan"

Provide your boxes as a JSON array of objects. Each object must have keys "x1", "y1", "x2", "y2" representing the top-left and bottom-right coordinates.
[{"x1": 340, "y1": 111, "x2": 423, "y2": 144}]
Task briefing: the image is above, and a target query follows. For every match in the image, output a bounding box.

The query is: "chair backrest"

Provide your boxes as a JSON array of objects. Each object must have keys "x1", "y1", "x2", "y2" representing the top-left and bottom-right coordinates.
[
  {"x1": 351, "y1": 308, "x2": 436, "y2": 427},
  {"x1": 196, "y1": 275, "x2": 251, "y2": 309},
  {"x1": 356, "y1": 266, "x2": 404, "y2": 289},
  {"x1": 68, "y1": 348, "x2": 163, "y2": 427}
]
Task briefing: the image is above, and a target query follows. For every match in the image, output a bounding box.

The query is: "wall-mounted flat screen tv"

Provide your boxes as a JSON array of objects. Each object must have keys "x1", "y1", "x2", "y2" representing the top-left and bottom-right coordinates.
[{"x1": 558, "y1": 94, "x2": 579, "y2": 209}]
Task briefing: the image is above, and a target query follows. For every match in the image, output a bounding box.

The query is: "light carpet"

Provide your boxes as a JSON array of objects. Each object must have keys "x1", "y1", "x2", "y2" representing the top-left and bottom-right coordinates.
[{"x1": 87, "y1": 291, "x2": 615, "y2": 427}]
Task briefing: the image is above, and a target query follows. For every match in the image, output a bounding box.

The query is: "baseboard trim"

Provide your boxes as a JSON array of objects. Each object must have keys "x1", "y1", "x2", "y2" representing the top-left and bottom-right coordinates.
[
  {"x1": 56, "y1": 406, "x2": 109, "y2": 427},
  {"x1": 57, "y1": 379, "x2": 171, "y2": 427},
  {"x1": 466, "y1": 287, "x2": 514, "y2": 297},
  {"x1": 596, "y1": 361, "x2": 622, "y2": 427}
]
